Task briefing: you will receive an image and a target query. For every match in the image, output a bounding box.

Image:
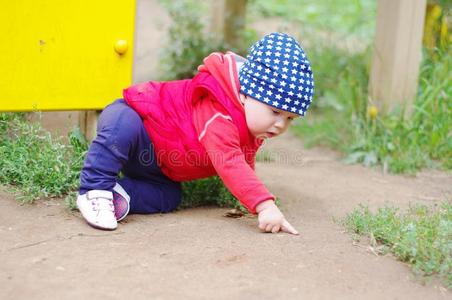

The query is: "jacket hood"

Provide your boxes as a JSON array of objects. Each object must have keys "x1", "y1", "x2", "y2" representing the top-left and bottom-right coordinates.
[{"x1": 197, "y1": 51, "x2": 245, "y2": 113}]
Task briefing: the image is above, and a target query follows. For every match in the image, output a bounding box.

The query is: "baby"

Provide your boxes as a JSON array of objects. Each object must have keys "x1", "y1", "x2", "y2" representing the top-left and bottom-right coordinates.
[{"x1": 77, "y1": 32, "x2": 314, "y2": 235}]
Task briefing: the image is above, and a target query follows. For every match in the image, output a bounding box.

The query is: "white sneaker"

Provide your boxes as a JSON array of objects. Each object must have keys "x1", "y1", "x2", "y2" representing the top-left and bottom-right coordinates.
[{"x1": 77, "y1": 190, "x2": 117, "y2": 230}]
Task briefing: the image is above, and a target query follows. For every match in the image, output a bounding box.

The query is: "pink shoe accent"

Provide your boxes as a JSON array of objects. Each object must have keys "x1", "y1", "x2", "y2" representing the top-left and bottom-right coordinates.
[{"x1": 112, "y1": 191, "x2": 129, "y2": 221}]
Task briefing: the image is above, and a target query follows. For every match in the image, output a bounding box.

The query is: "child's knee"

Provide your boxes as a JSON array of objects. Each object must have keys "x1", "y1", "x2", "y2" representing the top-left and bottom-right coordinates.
[
  {"x1": 98, "y1": 100, "x2": 143, "y2": 135},
  {"x1": 113, "y1": 106, "x2": 143, "y2": 138},
  {"x1": 95, "y1": 102, "x2": 144, "y2": 157}
]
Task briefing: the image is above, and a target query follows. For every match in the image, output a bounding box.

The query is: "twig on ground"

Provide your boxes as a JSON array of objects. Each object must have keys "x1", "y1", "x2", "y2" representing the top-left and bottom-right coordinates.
[{"x1": 7, "y1": 231, "x2": 125, "y2": 251}]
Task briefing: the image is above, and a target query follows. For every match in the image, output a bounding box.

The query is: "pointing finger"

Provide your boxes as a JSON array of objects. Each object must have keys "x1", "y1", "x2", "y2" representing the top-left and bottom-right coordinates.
[{"x1": 281, "y1": 219, "x2": 299, "y2": 235}]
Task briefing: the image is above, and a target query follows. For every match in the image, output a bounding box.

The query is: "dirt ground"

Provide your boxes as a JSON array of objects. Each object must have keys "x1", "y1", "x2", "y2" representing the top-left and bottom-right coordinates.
[
  {"x1": 3, "y1": 1, "x2": 451, "y2": 298},
  {"x1": 1, "y1": 131, "x2": 451, "y2": 300}
]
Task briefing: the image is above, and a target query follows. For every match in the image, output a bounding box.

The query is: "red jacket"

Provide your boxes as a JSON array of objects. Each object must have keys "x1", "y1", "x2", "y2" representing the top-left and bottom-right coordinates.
[{"x1": 123, "y1": 52, "x2": 274, "y2": 213}]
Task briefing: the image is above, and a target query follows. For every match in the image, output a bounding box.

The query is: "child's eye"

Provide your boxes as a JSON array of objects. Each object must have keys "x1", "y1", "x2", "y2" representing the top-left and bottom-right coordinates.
[
  {"x1": 272, "y1": 110, "x2": 280, "y2": 115},
  {"x1": 288, "y1": 117, "x2": 294, "y2": 121}
]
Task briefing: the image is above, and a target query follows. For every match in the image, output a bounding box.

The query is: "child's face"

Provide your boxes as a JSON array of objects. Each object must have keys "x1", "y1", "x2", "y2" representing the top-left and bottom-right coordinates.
[{"x1": 241, "y1": 94, "x2": 300, "y2": 139}]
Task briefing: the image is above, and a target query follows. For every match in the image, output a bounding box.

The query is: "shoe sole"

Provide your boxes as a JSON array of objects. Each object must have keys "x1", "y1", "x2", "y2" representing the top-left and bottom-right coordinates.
[{"x1": 84, "y1": 219, "x2": 117, "y2": 231}]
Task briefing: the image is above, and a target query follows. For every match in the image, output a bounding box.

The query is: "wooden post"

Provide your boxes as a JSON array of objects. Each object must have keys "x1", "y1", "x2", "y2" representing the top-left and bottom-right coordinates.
[
  {"x1": 369, "y1": 0, "x2": 427, "y2": 116},
  {"x1": 79, "y1": 110, "x2": 100, "y2": 142},
  {"x1": 210, "y1": 0, "x2": 247, "y2": 49},
  {"x1": 211, "y1": 1, "x2": 225, "y2": 37}
]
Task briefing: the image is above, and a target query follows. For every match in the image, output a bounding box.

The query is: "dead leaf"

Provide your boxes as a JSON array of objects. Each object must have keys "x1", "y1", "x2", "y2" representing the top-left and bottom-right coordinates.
[{"x1": 223, "y1": 209, "x2": 244, "y2": 218}]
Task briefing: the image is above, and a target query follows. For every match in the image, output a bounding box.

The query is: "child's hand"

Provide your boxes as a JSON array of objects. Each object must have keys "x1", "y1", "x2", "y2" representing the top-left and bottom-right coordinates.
[{"x1": 256, "y1": 200, "x2": 299, "y2": 235}]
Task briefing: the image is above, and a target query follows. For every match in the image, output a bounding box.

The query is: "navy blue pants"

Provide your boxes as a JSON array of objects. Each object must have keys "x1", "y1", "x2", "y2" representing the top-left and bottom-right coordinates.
[{"x1": 79, "y1": 99, "x2": 182, "y2": 214}]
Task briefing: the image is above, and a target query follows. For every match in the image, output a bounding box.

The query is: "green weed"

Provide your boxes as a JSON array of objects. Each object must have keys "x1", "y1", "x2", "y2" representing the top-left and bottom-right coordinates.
[
  {"x1": 343, "y1": 201, "x2": 452, "y2": 288},
  {"x1": 0, "y1": 113, "x2": 245, "y2": 211},
  {"x1": 0, "y1": 114, "x2": 88, "y2": 202},
  {"x1": 180, "y1": 176, "x2": 245, "y2": 212},
  {"x1": 64, "y1": 192, "x2": 78, "y2": 211},
  {"x1": 292, "y1": 44, "x2": 451, "y2": 174},
  {"x1": 249, "y1": 0, "x2": 376, "y2": 42},
  {"x1": 253, "y1": 1, "x2": 450, "y2": 173},
  {"x1": 158, "y1": 0, "x2": 226, "y2": 80},
  {"x1": 158, "y1": 0, "x2": 258, "y2": 80},
  {"x1": 344, "y1": 48, "x2": 451, "y2": 173}
]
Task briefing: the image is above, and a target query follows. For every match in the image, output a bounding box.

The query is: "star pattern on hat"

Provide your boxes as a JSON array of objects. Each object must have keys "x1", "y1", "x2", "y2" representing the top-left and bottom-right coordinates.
[{"x1": 239, "y1": 33, "x2": 314, "y2": 116}]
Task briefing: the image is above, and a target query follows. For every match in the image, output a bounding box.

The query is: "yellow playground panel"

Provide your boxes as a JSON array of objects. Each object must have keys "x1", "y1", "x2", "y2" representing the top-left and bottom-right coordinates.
[{"x1": 0, "y1": 1, "x2": 136, "y2": 111}]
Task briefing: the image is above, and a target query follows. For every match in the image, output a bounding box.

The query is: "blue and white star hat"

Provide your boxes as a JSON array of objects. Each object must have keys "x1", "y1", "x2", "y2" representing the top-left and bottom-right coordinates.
[{"x1": 238, "y1": 32, "x2": 314, "y2": 116}]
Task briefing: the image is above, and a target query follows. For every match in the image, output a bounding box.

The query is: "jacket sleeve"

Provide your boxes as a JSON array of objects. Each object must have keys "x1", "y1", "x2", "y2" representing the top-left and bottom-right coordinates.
[{"x1": 192, "y1": 97, "x2": 275, "y2": 214}]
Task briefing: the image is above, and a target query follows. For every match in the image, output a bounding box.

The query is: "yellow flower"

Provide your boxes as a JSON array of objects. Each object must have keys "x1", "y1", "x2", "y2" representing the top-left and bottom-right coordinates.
[{"x1": 368, "y1": 105, "x2": 378, "y2": 120}]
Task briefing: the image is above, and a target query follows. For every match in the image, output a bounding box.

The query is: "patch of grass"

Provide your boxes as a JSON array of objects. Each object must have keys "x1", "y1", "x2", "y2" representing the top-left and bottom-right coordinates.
[
  {"x1": 291, "y1": 109, "x2": 353, "y2": 152},
  {"x1": 290, "y1": 40, "x2": 370, "y2": 152},
  {"x1": 64, "y1": 192, "x2": 78, "y2": 211},
  {"x1": 180, "y1": 176, "x2": 282, "y2": 213},
  {"x1": 344, "y1": 48, "x2": 451, "y2": 174},
  {"x1": 0, "y1": 114, "x2": 249, "y2": 211},
  {"x1": 0, "y1": 112, "x2": 26, "y2": 133},
  {"x1": 180, "y1": 176, "x2": 246, "y2": 212},
  {"x1": 255, "y1": 1, "x2": 451, "y2": 174},
  {"x1": 343, "y1": 201, "x2": 452, "y2": 288},
  {"x1": 0, "y1": 114, "x2": 88, "y2": 202},
  {"x1": 292, "y1": 44, "x2": 451, "y2": 174},
  {"x1": 158, "y1": 0, "x2": 258, "y2": 80},
  {"x1": 158, "y1": 0, "x2": 226, "y2": 80},
  {"x1": 249, "y1": 0, "x2": 376, "y2": 43}
]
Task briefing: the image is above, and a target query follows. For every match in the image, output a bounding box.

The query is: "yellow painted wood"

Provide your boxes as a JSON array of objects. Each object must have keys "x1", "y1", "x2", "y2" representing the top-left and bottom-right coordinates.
[{"x1": 0, "y1": 1, "x2": 136, "y2": 111}]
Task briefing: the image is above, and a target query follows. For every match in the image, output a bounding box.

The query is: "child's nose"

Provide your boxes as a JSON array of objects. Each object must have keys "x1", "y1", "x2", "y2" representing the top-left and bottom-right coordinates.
[{"x1": 274, "y1": 118, "x2": 289, "y2": 130}]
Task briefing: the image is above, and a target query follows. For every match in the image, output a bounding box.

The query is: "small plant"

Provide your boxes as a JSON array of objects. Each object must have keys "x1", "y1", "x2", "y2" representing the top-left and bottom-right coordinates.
[
  {"x1": 344, "y1": 48, "x2": 451, "y2": 173},
  {"x1": 0, "y1": 112, "x2": 245, "y2": 211},
  {"x1": 253, "y1": 1, "x2": 450, "y2": 174},
  {"x1": 0, "y1": 112, "x2": 24, "y2": 133},
  {"x1": 158, "y1": 0, "x2": 227, "y2": 80},
  {"x1": 180, "y1": 176, "x2": 245, "y2": 212},
  {"x1": 0, "y1": 114, "x2": 88, "y2": 202},
  {"x1": 343, "y1": 201, "x2": 452, "y2": 288},
  {"x1": 159, "y1": 0, "x2": 257, "y2": 80},
  {"x1": 291, "y1": 43, "x2": 369, "y2": 151},
  {"x1": 64, "y1": 192, "x2": 78, "y2": 211},
  {"x1": 292, "y1": 44, "x2": 451, "y2": 174},
  {"x1": 249, "y1": 0, "x2": 377, "y2": 43}
]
